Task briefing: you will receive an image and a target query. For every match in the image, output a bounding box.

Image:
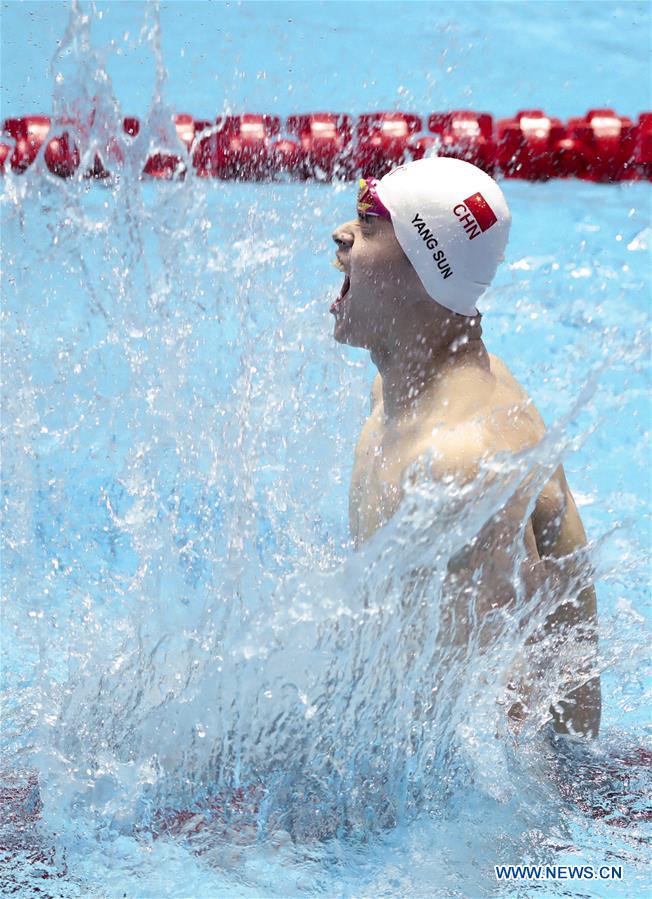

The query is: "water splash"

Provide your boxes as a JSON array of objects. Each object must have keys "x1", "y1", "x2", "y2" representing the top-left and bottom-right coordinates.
[{"x1": 1, "y1": 3, "x2": 651, "y2": 897}]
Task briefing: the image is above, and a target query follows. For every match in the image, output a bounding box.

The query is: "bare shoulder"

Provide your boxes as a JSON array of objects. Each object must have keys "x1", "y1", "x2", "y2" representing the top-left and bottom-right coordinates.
[
  {"x1": 426, "y1": 419, "x2": 488, "y2": 486},
  {"x1": 486, "y1": 355, "x2": 588, "y2": 554},
  {"x1": 488, "y1": 354, "x2": 546, "y2": 425},
  {"x1": 426, "y1": 354, "x2": 545, "y2": 483}
]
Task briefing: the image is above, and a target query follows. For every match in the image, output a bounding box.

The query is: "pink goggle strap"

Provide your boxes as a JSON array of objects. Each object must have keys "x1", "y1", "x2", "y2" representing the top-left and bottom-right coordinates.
[{"x1": 357, "y1": 177, "x2": 391, "y2": 220}]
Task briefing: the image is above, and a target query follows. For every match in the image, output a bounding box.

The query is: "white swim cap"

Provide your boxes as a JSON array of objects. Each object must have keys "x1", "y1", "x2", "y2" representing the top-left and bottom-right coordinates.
[{"x1": 374, "y1": 157, "x2": 512, "y2": 316}]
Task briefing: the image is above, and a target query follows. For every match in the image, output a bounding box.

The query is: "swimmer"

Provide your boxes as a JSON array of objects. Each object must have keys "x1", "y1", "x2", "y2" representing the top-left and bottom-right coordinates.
[{"x1": 330, "y1": 157, "x2": 601, "y2": 737}]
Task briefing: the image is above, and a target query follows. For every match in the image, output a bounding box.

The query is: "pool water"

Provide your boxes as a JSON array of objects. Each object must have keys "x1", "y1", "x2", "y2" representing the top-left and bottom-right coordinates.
[{"x1": 1, "y1": 2, "x2": 651, "y2": 897}]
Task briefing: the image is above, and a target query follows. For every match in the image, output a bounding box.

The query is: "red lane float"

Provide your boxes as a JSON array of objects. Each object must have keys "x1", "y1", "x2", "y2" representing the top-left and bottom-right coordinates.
[
  {"x1": 215, "y1": 114, "x2": 284, "y2": 180},
  {"x1": 566, "y1": 108, "x2": 637, "y2": 181},
  {"x1": 286, "y1": 113, "x2": 353, "y2": 179},
  {"x1": 496, "y1": 109, "x2": 566, "y2": 180},
  {"x1": 636, "y1": 112, "x2": 652, "y2": 178},
  {"x1": 186, "y1": 114, "x2": 290, "y2": 180},
  {"x1": 2, "y1": 109, "x2": 651, "y2": 181},
  {"x1": 43, "y1": 131, "x2": 80, "y2": 178},
  {"x1": 355, "y1": 112, "x2": 423, "y2": 177},
  {"x1": 142, "y1": 113, "x2": 197, "y2": 179},
  {"x1": 421, "y1": 111, "x2": 496, "y2": 174},
  {"x1": 0, "y1": 142, "x2": 10, "y2": 173},
  {"x1": 3, "y1": 115, "x2": 51, "y2": 173}
]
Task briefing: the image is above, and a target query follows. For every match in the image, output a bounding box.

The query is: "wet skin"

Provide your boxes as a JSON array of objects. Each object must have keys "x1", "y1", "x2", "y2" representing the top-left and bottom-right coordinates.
[{"x1": 331, "y1": 211, "x2": 601, "y2": 738}]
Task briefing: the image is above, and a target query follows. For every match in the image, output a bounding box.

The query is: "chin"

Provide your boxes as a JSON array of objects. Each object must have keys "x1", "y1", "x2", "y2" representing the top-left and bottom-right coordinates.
[{"x1": 333, "y1": 319, "x2": 365, "y2": 348}]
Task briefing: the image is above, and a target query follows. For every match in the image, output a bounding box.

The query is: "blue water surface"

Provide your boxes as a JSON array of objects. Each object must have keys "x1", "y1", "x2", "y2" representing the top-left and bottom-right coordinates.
[
  {"x1": 2, "y1": 0, "x2": 651, "y2": 120},
  {"x1": 1, "y1": 2, "x2": 651, "y2": 898}
]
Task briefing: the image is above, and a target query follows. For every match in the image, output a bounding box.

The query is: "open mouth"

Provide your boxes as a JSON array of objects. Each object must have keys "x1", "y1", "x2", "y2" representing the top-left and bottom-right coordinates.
[{"x1": 330, "y1": 273, "x2": 350, "y2": 315}]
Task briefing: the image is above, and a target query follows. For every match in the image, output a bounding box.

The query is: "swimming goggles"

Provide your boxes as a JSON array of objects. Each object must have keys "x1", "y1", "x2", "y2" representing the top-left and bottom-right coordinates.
[{"x1": 357, "y1": 177, "x2": 392, "y2": 221}]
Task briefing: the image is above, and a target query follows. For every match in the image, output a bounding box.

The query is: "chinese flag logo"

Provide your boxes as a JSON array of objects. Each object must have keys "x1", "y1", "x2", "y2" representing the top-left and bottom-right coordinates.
[{"x1": 463, "y1": 192, "x2": 497, "y2": 232}]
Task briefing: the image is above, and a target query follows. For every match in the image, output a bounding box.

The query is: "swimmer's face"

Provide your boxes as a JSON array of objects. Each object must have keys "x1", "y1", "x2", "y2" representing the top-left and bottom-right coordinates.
[{"x1": 330, "y1": 213, "x2": 420, "y2": 349}]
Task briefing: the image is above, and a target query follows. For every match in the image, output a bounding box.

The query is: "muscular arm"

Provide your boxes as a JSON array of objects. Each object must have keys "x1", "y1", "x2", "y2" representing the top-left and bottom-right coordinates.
[
  {"x1": 531, "y1": 466, "x2": 601, "y2": 737},
  {"x1": 433, "y1": 445, "x2": 600, "y2": 738}
]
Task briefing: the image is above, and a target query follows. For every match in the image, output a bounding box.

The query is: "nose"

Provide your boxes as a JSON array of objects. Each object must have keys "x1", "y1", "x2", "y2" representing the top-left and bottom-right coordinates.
[{"x1": 332, "y1": 222, "x2": 355, "y2": 249}]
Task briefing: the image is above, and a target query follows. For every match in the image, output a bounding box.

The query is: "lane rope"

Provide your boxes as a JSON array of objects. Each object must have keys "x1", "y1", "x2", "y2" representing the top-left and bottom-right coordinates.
[{"x1": 2, "y1": 108, "x2": 651, "y2": 182}]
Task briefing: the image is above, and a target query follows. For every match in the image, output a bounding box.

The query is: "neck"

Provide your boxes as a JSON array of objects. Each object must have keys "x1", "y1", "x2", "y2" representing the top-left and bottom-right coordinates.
[{"x1": 371, "y1": 311, "x2": 488, "y2": 419}]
